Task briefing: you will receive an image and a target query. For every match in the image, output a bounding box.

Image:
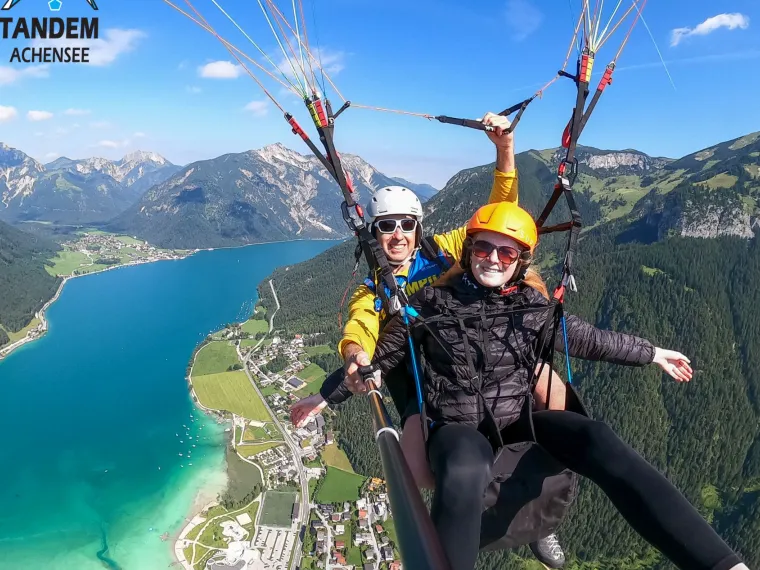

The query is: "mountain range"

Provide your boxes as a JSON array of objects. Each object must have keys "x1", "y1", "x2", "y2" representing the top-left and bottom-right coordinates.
[
  {"x1": 0, "y1": 142, "x2": 441, "y2": 248},
  {"x1": 106, "y1": 143, "x2": 437, "y2": 249},
  {"x1": 0, "y1": 144, "x2": 180, "y2": 225}
]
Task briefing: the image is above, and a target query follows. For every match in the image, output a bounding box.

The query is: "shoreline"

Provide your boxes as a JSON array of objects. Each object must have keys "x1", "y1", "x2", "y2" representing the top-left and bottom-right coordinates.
[
  {"x1": 0, "y1": 253, "x2": 195, "y2": 361},
  {"x1": 0, "y1": 237, "x2": 344, "y2": 362}
]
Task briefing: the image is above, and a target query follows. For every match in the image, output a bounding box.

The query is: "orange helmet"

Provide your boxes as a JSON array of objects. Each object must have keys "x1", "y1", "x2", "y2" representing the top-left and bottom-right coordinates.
[{"x1": 466, "y1": 202, "x2": 538, "y2": 251}]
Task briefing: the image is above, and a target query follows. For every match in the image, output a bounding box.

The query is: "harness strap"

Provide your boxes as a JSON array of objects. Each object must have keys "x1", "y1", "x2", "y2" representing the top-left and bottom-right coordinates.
[{"x1": 458, "y1": 316, "x2": 505, "y2": 452}]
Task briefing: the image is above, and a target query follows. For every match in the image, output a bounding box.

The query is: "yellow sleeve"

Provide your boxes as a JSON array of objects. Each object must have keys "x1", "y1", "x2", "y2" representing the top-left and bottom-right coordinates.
[
  {"x1": 488, "y1": 168, "x2": 518, "y2": 205},
  {"x1": 337, "y1": 283, "x2": 381, "y2": 360},
  {"x1": 431, "y1": 168, "x2": 519, "y2": 263}
]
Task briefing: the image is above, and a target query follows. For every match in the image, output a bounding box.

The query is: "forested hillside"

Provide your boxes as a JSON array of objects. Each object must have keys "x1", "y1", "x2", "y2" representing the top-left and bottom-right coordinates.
[
  {"x1": 0, "y1": 220, "x2": 61, "y2": 346},
  {"x1": 259, "y1": 137, "x2": 760, "y2": 569}
]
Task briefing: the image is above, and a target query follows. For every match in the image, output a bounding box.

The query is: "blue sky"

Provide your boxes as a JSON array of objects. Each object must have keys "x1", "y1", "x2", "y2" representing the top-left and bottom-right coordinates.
[{"x1": 0, "y1": 0, "x2": 758, "y2": 187}]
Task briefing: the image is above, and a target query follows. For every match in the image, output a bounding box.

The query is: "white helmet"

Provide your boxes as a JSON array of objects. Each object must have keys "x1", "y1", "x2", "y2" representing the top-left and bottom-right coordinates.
[{"x1": 366, "y1": 186, "x2": 424, "y2": 224}]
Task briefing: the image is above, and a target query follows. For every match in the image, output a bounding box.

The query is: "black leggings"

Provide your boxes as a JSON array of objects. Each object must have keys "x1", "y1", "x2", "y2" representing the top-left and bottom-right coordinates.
[{"x1": 427, "y1": 411, "x2": 742, "y2": 570}]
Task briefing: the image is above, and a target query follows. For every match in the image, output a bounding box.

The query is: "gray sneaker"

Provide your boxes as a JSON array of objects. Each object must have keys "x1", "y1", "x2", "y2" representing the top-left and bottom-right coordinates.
[{"x1": 529, "y1": 533, "x2": 565, "y2": 568}]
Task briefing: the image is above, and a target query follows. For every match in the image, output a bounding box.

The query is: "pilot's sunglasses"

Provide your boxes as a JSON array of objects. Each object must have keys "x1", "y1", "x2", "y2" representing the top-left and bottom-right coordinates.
[
  {"x1": 471, "y1": 240, "x2": 520, "y2": 264},
  {"x1": 374, "y1": 219, "x2": 418, "y2": 234}
]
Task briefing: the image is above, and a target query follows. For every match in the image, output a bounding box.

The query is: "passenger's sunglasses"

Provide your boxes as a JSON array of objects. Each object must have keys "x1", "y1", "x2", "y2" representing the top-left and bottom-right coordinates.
[
  {"x1": 374, "y1": 219, "x2": 418, "y2": 234},
  {"x1": 471, "y1": 240, "x2": 520, "y2": 265}
]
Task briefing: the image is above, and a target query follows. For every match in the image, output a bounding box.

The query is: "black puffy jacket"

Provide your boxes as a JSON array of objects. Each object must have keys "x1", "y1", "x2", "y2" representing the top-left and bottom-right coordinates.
[{"x1": 373, "y1": 271, "x2": 655, "y2": 431}]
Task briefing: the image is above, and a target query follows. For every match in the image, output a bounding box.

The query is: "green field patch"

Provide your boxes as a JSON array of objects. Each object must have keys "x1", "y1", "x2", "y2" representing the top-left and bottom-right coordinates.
[
  {"x1": 198, "y1": 516, "x2": 235, "y2": 549},
  {"x1": 701, "y1": 159, "x2": 719, "y2": 171},
  {"x1": 695, "y1": 148, "x2": 716, "y2": 161},
  {"x1": 295, "y1": 382, "x2": 323, "y2": 397},
  {"x1": 321, "y1": 443, "x2": 354, "y2": 472},
  {"x1": 226, "y1": 447, "x2": 264, "y2": 504},
  {"x1": 113, "y1": 235, "x2": 145, "y2": 246},
  {"x1": 192, "y1": 371, "x2": 270, "y2": 421},
  {"x1": 240, "y1": 338, "x2": 261, "y2": 348},
  {"x1": 192, "y1": 342, "x2": 239, "y2": 376},
  {"x1": 296, "y1": 362, "x2": 326, "y2": 383},
  {"x1": 704, "y1": 173, "x2": 738, "y2": 189},
  {"x1": 238, "y1": 441, "x2": 283, "y2": 458},
  {"x1": 239, "y1": 500, "x2": 260, "y2": 528},
  {"x1": 744, "y1": 165, "x2": 760, "y2": 178},
  {"x1": 316, "y1": 467, "x2": 366, "y2": 503},
  {"x1": 259, "y1": 491, "x2": 297, "y2": 527},
  {"x1": 346, "y1": 543, "x2": 363, "y2": 566},
  {"x1": 191, "y1": 545, "x2": 211, "y2": 570},
  {"x1": 305, "y1": 344, "x2": 334, "y2": 357},
  {"x1": 242, "y1": 319, "x2": 269, "y2": 335},
  {"x1": 45, "y1": 250, "x2": 92, "y2": 276},
  {"x1": 243, "y1": 423, "x2": 281, "y2": 442},
  {"x1": 1, "y1": 316, "x2": 42, "y2": 344},
  {"x1": 260, "y1": 384, "x2": 286, "y2": 398},
  {"x1": 729, "y1": 132, "x2": 760, "y2": 150}
]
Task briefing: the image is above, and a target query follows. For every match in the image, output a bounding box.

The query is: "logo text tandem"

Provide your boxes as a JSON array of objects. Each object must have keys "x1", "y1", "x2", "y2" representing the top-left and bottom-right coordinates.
[{"x1": 1, "y1": 0, "x2": 99, "y2": 64}]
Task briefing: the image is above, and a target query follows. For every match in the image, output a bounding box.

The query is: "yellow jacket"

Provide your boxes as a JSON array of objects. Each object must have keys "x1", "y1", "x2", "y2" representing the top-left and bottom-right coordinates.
[{"x1": 338, "y1": 168, "x2": 518, "y2": 360}]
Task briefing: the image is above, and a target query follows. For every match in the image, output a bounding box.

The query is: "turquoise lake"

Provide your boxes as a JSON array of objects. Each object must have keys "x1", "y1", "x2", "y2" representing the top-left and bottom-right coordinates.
[{"x1": 0, "y1": 240, "x2": 338, "y2": 570}]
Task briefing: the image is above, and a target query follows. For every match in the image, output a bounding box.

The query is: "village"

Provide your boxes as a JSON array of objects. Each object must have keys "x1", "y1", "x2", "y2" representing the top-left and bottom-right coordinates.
[
  {"x1": 306, "y1": 481, "x2": 402, "y2": 570},
  {"x1": 72, "y1": 231, "x2": 190, "y2": 267},
  {"x1": 179, "y1": 306, "x2": 403, "y2": 570},
  {"x1": 245, "y1": 332, "x2": 403, "y2": 569}
]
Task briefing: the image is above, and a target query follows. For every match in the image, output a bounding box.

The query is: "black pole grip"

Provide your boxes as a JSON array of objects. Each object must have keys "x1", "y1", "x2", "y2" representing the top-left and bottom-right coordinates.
[
  {"x1": 435, "y1": 115, "x2": 495, "y2": 132},
  {"x1": 358, "y1": 364, "x2": 376, "y2": 384}
]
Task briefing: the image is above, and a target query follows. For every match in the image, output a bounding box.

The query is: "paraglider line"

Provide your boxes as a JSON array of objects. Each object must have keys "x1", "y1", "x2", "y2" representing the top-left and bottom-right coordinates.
[
  {"x1": 636, "y1": 10, "x2": 677, "y2": 90},
  {"x1": 208, "y1": 0, "x2": 300, "y2": 95},
  {"x1": 161, "y1": 0, "x2": 296, "y2": 96},
  {"x1": 256, "y1": 0, "x2": 307, "y2": 96},
  {"x1": 263, "y1": 0, "x2": 313, "y2": 95}
]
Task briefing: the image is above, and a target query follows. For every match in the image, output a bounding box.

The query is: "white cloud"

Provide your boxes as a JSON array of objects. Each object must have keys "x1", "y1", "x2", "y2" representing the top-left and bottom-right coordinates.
[
  {"x1": 90, "y1": 121, "x2": 111, "y2": 129},
  {"x1": 32, "y1": 28, "x2": 145, "y2": 66},
  {"x1": 97, "y1": 139, "x2": 131, "y2": 149},
  {"x1": 186, "y1": 85, "x2": 202, "y2": 94},
  {"x1": 54, "y1": 127, "x2": 69, "y2": 136},
  {"x1": 0, "y1": 64, "x2": 49, "y2": 85},
  {"x1": 133, "y1": 132, "x2": 146, "y2": 138},
  {"x1": 671, "y1": 13, "x2": 750, "y2": 47},
  {"x1": 309, "y1": 48, "x2": 346, "y2": 77},
  {"x1": 45, "y1": 152, "x2": 59, "y2": 159},
  {"x1": 28, "y1": 110, "x2": 54, "y2": 121},
  {"x1": 199, "y1": 60, "x2": 242, "y2": 79},
  {"x1": 65, "y1": 108, "x2": 91, "y2": 116},
  {"x1": 244, "y1": 100, "x2": 269, "y2": 117},
  {"x1": 505, "y1": 0, "x2": 543, "y2": 41},
  {"x1": 275, "y1": 48, "x2": 346, "y2": 89},
  {"x1": 0, "y1": 105, "x2": 18, "y2": 122}
]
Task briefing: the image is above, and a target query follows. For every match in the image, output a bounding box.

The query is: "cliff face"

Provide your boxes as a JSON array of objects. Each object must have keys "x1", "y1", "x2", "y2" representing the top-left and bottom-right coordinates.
[{"x1": 635, "y1": 186, "x2": 756, "y2": 240}]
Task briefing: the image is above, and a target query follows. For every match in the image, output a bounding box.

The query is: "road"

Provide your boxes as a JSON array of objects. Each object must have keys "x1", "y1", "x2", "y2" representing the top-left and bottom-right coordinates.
[
  {"x1": 236, "y1": 280, "x2": 308, "y2": 570},
  {"x1": 250, "y1": 279, "x2": 281, "y2": 352},
  {"x1": 366, "y1": 503, "x2": 382, "y2": 569},
  {"x1": 267, "y1": 279, "x2": 280, "y2": 333},
  {"x1": 241, "y1": 354, "x2": 309, "y2": 570},
  {"x1": 314, "y1": 510, "x2": 333, "y2": 570}
]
